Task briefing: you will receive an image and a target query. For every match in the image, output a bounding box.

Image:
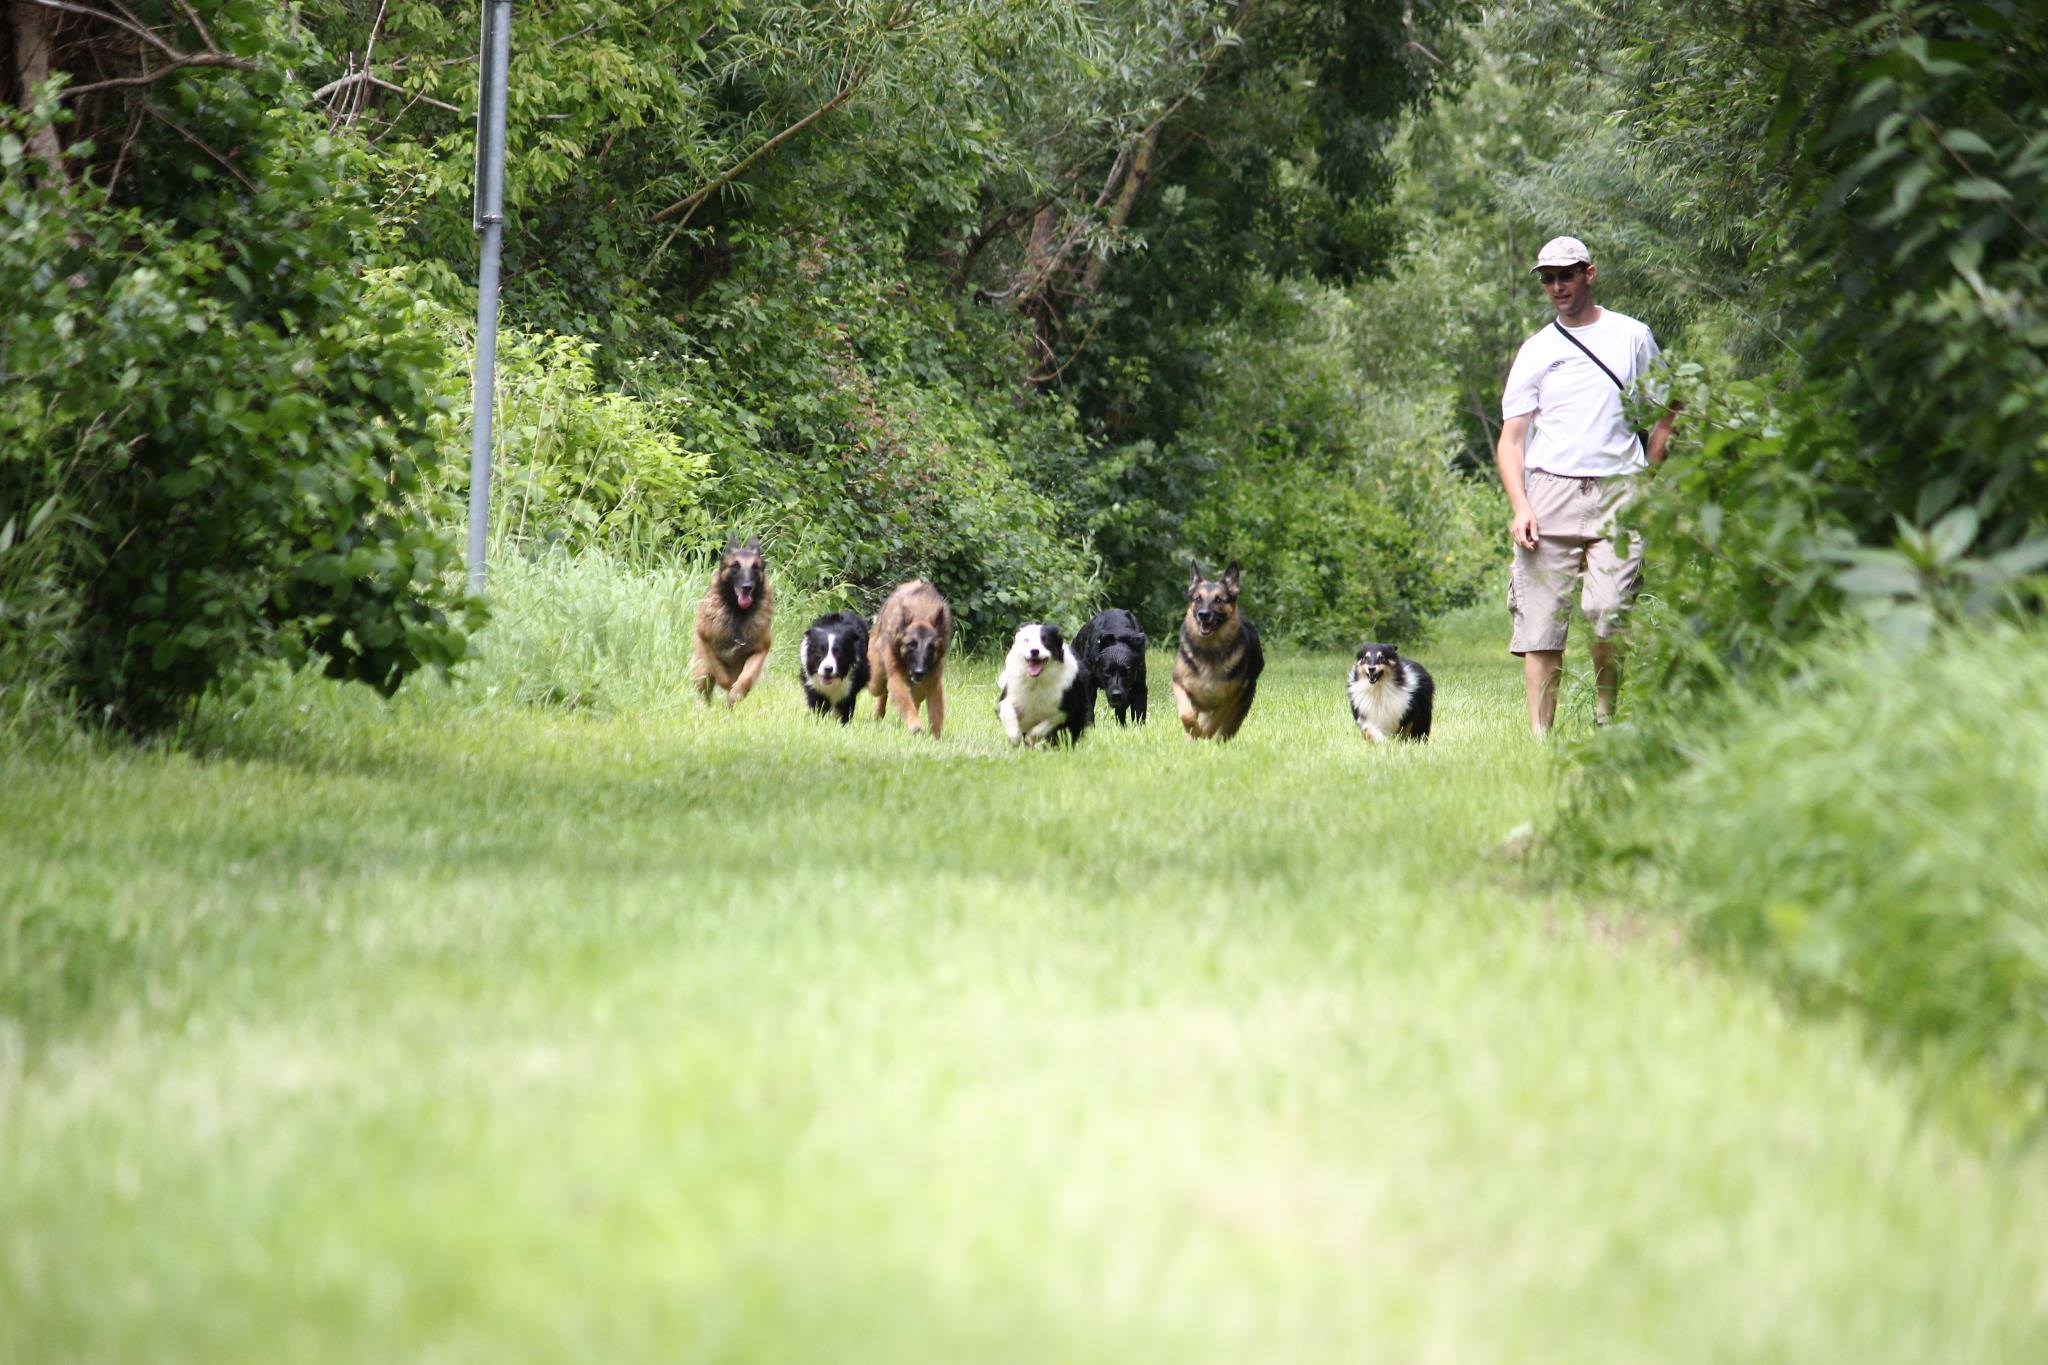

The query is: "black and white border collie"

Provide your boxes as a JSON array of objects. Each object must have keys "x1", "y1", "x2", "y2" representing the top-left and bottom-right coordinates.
[
  {"x1": 997, "y1": 623, "x2": 1095, "y2": 747},
  {"x1": 1348, "y1": 642, "x2": 1434, "y2": 742},
  {"x1": 797, "y1": 610, "x2": 872, "y2": 723}
]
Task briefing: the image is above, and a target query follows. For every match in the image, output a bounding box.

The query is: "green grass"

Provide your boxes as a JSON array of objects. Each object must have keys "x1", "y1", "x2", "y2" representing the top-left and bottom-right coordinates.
[{"x1": 4, "y1": 587, "x2": 2048, "y2": 1363}]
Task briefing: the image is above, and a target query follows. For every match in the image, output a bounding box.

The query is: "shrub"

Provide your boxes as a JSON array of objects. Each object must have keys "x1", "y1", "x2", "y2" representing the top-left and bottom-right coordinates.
[
  {"x1": 1566, "y1": 621, "x2": 2048, "y2": 1112},
  {"x1": 0, "y1": 80, "x2": 475, "y2": 735},
  {"x1": 413, "y1": 291, "x2": 716, "y2": 560},
  {"x1": 667, "y1": 220, "x2": 1100, "y2": 645},
  {"x1": 1135, "y1": 278, "x2": 1494, "y2": 645}
]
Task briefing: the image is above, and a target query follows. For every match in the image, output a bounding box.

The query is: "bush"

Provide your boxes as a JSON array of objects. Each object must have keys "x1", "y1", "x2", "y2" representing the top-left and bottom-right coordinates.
[
  {"x1": 0, "y1": 78, "x2": 475, "y2": 735},
  {"x1": 666, "y1": 219, "x2": 1101, "y2": 645},
  {"x1": 412, "y1": 290, "x2": 717, "y2": 560},
  {"x1": 1565, "y1": 621, "x2": 2048, "y2": 1113},
  {"x1": 1128, "y1": 278, "x2": 1494, "y2": 645}
]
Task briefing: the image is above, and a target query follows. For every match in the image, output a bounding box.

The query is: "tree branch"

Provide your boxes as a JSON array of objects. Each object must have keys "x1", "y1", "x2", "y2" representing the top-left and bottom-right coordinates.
[
  {"x1": 648, "y1": 68, "x2": 870, "y2": 227},
  {"x1": 58, "y1": 51, "x2": 257, "y2": 99}
]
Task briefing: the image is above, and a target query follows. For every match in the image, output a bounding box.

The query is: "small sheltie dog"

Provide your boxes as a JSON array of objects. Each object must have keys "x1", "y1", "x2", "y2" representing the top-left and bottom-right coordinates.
[{"x1": 1347, "y1": 642, "x2": 1434, "y2": 742}]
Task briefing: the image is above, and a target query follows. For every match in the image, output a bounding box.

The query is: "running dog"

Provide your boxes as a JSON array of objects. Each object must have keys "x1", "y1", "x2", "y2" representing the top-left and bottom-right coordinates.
[
  {"x1": 1171, "y1": 559, "x2": 1263, "y2": 741},
  {"x1": 1072, "y1": 607, "x2": 1147, "y2": 725},
  {"x1": 867, "y1": 580, "x2": 954, "y2": 737},
  {"x1": 1348, "y1": 642, "x2": 1434, "y2": 742},
  {"x1": 997, "y1": 623, "x2": 1095, "y2": 747},
  {"x1": 797, "y1": 610, "x2": 871, "y2": 724},
  {"x1": 690, "y1": 535, "x2": 773, "y2": 708}
]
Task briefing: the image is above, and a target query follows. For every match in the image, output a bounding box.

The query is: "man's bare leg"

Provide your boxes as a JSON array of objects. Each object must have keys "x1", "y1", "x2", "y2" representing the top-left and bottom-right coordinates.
[
  {"x1": 1590, "y1": 638, "x2": 1621, "y2": 725},
  {"x1": 1523, "y1": 649, "x2": 1563, "y2": 738}
]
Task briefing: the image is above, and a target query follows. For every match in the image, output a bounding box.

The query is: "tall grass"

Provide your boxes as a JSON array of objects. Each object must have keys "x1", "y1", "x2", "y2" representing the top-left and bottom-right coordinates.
[{"x1": 1567, "y1": 621, "x2": 2048, "y2": 1119}]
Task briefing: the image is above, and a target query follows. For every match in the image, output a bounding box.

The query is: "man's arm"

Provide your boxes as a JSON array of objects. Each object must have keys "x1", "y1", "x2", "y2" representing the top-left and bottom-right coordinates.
[
  {"x1": 1646, "y1": 399, "x2": 1683, "y2": 465},
  {"x1": 1495, "y1": 413, "x2": 1537, "y2": 550}
]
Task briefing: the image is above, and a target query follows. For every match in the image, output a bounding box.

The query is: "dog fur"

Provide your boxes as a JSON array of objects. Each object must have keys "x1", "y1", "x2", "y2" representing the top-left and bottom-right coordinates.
[
  {"x1": 690, "y1": 534, "x2": 773, "y2": 708},
  {"x1": 1072, "y1": 607, "x2": 1148, "y2": 725},
  {"x1": 1170, "y1": 559, "x2": 1264, "y2": 741},
  {"x1": 797, "y1": 610, "x2": 872, "y2": 723},
  {"x1": 1348, "y1": 642, "x2": 1434, "y2": 742},
  {"x1": 867, "y1": 580, "x2": 954, "y2": 737},
  {"x1": 996, "y1": 623, "x2": 1096, "y2": 747}
]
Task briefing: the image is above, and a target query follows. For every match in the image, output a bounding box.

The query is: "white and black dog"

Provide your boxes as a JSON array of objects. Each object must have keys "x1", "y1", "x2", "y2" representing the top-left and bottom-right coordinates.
[
  {"x1": 997, "y1": 623, "x2": 1096, "y2": 747},
  {"x1": 797, "y1": 610, "x2": 872, "y2": 723},
  {"x1": 1348, "y1": 642, "x2": 1434, "y2": 742},
  {"x1": 1072, "y1": 607, "x2": 1147, "y2": 724}
]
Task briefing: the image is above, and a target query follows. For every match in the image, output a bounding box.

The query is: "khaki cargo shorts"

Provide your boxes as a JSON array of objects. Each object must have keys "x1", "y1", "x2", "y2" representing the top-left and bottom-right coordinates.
[{"x1": 1508, "y1": 468, "x2": 1644, "y2": 656}]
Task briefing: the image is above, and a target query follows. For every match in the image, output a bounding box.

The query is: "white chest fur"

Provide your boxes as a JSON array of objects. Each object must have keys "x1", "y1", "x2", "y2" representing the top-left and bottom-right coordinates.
[{"x1": 1349, "y1": 667, "x2": 1417, "y2": 741}]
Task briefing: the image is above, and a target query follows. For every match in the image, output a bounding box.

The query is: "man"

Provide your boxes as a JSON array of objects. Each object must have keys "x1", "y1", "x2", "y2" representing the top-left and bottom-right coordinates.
[{"x1": 1495, "y1": 235, "x2": 1678, "y2": 737}]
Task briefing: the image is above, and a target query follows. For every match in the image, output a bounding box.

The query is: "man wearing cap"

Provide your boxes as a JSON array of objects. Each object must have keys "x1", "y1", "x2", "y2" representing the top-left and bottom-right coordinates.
[{"x1": 1496, "y1": 235, "x2": 1678, "y2": 737}]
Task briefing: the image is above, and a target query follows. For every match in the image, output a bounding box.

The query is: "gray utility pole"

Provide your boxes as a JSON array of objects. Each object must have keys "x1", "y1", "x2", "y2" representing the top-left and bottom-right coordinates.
[{"x1": 466, "y1": 0, "x2": 513, "y2": 592}]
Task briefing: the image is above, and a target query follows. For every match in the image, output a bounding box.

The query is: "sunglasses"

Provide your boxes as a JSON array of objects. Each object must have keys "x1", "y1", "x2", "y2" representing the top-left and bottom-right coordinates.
[{"x1": 1536, "y1": 265, "x2": 1587, "y2": 285}]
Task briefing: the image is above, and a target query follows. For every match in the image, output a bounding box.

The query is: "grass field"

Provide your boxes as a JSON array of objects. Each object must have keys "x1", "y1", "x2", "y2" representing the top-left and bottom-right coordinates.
[{"x1": 4, "y1": 593, "x2": 2048, "y2": 1362}]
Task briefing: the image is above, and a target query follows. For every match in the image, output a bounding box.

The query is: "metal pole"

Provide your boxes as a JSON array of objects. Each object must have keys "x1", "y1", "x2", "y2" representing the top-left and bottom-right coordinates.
[{"x1": 466, "y1": 0, "x2": 513, "y2": 592}]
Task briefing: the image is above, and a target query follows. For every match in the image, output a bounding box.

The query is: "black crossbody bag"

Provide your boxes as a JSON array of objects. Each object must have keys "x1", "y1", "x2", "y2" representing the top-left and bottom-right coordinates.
[{"x1": 1553, "y1": 319, "x2": 1649, "y2": 456}]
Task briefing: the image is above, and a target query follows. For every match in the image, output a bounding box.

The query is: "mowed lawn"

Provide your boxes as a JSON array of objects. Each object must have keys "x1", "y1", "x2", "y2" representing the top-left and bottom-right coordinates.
[{"x1": 4, "y1": 606, "x2": 2047, "y2": 1363}]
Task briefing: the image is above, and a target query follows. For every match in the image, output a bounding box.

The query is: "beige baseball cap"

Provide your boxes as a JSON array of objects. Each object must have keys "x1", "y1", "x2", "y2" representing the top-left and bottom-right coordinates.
[{"x1": 1531, "y1": 235, "x2": 1592, "y2": 270}]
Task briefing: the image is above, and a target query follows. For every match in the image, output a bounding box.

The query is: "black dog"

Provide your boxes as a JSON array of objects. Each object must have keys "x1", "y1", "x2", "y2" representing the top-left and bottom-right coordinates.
[
  {"x1": 1072, "y1": 607, "x2": 1148, "y2": 725},
  {"x1": 1348, "y1": 642, "x2": 1434, "y2": 742},
  {"x1": 797, "y1": 610, "x2": 871, "y2": 723}
]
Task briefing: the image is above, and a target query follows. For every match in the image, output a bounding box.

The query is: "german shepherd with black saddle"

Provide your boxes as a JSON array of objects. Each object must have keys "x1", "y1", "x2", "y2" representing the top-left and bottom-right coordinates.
[{"x1": 1171, "y1": 559, "x2": 1263, "y2": 741}]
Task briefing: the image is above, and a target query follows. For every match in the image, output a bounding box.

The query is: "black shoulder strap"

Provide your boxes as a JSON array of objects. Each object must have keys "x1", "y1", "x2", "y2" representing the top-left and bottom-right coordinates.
[{"x1": 1553, "y1": 318, "x2": 1626, "y2": 390}]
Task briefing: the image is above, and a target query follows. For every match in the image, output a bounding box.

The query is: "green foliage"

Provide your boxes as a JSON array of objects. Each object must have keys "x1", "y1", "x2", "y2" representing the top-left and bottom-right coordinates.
[
  {"x1": 411, "y1": 290, "x2": 717, "y2": 559},
  {"x1": 666, "y1": 217, "x2": 1100, "y2": 644},
  {"x1": 1569, "y1": 622, "x2": 2048, "y2": 1117},
  {"x1": 1130, "y1": 278, "x2": 1492, "y2": 644},
  {"x1": 0, "y1": 51, "x2": 477, "y2": 734}
]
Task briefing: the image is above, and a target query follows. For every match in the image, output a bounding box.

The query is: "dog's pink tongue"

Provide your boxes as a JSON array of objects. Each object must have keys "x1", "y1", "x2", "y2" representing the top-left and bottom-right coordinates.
[
  {"x1": 737, "y1": 591, "x2": 754, "y2": 608},
  {"x1": 1026, "y1": 658, "x2": 1045, "y2": 678}
]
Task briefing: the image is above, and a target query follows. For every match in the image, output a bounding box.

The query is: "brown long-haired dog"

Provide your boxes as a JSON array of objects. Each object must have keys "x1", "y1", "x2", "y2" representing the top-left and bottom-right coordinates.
[
  {"x1": 1170, "y1": 559, "x2": 1264, "y2": 740},
  {"x1": 690, "y1": 535, "x2": 774, "y2": 708},
  {"x1": 866, "y1": 579, "x2": 953, "y2": 737}
]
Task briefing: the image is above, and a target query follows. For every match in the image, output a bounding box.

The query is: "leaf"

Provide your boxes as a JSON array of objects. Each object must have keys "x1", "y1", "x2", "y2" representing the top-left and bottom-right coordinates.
[
  {"x1": 1927, "y1": 506, "x2": 1979, "y2": 565},
  {"x1": 1939, "y1": 127, "x2": 1996, "y2": 158},
  {"x1": 1987, "y1": 539, "x2": 2048, "y2": 579},
  {"x1": 1835, "y1": 563, "x2": 1923, "y2": 599},
  {"x1": 1953, "y1": 179, "x2": 2012, "y2": 202}
]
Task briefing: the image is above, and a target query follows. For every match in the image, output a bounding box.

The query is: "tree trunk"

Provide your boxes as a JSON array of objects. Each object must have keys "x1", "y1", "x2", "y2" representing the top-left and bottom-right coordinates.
[
  {"x1": 1078, "y1": 123, "x2": 1161, "y2": 297},
  {"x1": 10, "y1": 0, "x2": 68, "y2": 185}
]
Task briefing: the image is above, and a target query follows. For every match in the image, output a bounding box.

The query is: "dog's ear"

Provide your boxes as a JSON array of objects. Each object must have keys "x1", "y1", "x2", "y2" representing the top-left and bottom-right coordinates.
[
  {"x1": 742, "y1": 534, "x2": 762, "y2": 555},
  {"x1": 1221, "y1": 561, "x2": 1241, "y2": 598},
  {"x1": 1189, "y1": 559, "x2": 1205, "y2": 590},
  {"x1": 1042, "y1": 624, "x2": 1063, "y2": 657},
  {"x1": 723, "y1": 531, "x2": 740, "y2": 555}
]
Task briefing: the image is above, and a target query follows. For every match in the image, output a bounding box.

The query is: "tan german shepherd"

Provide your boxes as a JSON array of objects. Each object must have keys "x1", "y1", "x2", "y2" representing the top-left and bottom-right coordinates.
[
  {"x1": 690, "y1": 535, "x2": 774, "y2": 707},
  {"x1": 1170, "y1": 559, "x2": 1264, "y2": 740},
  {"x1": 867, "y1": 579, "x2": 953, "y2": 737}
]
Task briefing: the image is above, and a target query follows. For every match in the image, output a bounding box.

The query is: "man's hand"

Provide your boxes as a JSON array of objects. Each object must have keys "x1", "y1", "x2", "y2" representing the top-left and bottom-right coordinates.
[{"x1": 1495, "y1": 414, "x2": 1537, "y2": 549}]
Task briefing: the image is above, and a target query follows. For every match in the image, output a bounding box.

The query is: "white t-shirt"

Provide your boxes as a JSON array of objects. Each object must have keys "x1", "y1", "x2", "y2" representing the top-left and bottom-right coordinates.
[{"x1": 1500, "y1": 309, "x2": 1662, "y2": 477}]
